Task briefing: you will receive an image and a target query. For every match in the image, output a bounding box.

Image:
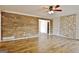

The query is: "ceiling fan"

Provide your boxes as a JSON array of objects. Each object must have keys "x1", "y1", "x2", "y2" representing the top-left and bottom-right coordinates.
[
  {"x1": 41, "y1": 5, "x2": 62, "y2": 14},
  {"x1": 48, "y1": 5, "x2": 62, "y2": 14},
  {"x1": 49, "y1": 5, "x2": 62, "y2": 11}
]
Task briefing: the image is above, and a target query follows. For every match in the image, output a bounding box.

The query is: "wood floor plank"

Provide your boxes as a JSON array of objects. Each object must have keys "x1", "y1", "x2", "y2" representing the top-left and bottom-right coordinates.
[{"x1": 0, "y1": 35, "x2": 79, "y2": 53}]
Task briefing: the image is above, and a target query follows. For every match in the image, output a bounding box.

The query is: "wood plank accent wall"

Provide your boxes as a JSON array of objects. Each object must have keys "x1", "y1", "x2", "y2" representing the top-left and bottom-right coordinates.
[{"x1": 1, "y1": 12, "x2": 39, "y2": 37}]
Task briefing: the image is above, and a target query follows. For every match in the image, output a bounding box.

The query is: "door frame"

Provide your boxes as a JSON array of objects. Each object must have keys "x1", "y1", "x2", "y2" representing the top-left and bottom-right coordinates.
[{"x1": 39, "y1": 19, "x2": 50, "y2": 34}]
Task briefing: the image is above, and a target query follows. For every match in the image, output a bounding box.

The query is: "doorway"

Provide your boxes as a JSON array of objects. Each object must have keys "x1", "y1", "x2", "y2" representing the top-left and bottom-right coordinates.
[{"x1": 39, "y1": 19, "x2": 50, "y2": 34}]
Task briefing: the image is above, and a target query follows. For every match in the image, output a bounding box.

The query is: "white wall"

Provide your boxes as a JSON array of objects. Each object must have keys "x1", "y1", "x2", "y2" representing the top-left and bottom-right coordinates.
[
  {"x1": 52, "y1": 14, "x2": 79, "y2": 39},
  {"x1": 52, "y1": 16, "x2": 61, "y2": 36}
]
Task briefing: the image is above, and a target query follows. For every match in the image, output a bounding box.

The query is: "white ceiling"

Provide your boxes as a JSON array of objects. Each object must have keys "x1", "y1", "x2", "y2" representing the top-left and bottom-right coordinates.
[{"x1": 0, "y1": 5, "x2": 79, "y2": 19}]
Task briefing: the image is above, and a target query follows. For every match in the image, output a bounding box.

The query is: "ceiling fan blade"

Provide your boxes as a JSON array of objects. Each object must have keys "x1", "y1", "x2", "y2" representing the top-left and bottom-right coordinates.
[
  {"x1": 55, "y1": 5, "x2": 60, "y2": 8},
  {"x1": 53, "y1": 9, "x2": 62, "y2": 11},
  {"x1": 51, "y1": 5, "x2": 60, "y2": 11},
  {"x1": 53, "y1": 5, "x2": 62, "y2": 12},
  {"x1": 41, "y1": 5, "x2": 49, "y2": 9}
]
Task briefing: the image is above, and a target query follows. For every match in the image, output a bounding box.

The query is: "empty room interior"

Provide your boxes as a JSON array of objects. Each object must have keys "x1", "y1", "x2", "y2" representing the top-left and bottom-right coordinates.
[{"x1": 0, "y1": 5, "x2": 79, "y2": 53}]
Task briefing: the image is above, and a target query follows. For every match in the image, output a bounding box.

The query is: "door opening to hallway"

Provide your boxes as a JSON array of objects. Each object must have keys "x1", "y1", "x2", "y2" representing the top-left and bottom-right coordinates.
[{"x1": 39, "y1": 19, "x2": 50, "y2": 34}]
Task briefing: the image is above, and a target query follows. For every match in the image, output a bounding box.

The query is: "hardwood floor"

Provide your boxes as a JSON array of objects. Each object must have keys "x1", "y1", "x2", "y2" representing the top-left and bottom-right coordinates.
[
  {"x1": 0, "y1": 34, "x2": 79, "y2": 53},
  {"x1": 0, "y1": 38, "x2": 38, "y2": 53}
]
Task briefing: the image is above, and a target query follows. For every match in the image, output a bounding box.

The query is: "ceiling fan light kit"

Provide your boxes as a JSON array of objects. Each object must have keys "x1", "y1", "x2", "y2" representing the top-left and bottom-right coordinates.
[{"x1": 48, "y1": 11, "x2": 54, "y2": 14}]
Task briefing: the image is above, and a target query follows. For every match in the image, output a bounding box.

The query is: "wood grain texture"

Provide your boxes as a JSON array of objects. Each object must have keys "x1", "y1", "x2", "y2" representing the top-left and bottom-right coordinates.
[
  {"x1": 0, "y1": 34, "x2": 79, "y2": 53},
  {"x1": 1, "y1": 12, "x2": 39, "y2": 37},
  {"x1": 0, "y1": 37, "x2": 38, "y2": 53}
]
